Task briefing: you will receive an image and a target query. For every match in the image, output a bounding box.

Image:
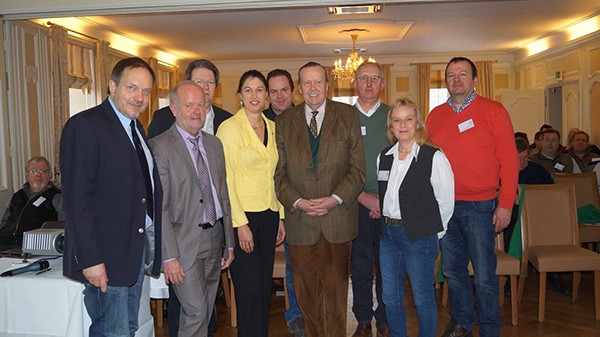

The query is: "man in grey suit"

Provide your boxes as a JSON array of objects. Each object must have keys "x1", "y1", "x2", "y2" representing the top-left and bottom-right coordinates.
[
  {"x1": 149, "y1": 81, "x2": 234, "y2": 337},
  {"x1": 275, "y1": 61, "x2": 366, "y2": 336}
]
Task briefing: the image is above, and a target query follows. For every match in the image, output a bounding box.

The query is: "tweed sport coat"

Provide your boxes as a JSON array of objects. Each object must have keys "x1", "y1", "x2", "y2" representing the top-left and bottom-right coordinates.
[{"x1": 275, "y1": 99, "x2": 366, "y2": 245}]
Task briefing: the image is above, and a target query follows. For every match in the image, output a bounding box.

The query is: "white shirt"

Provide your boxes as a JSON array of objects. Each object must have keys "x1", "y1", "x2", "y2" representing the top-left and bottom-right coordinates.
[
  {"x1": 378, "y1": 142, "x2": 455, "y2": 239},
  {"x1": 355, "y1": 100, "x2": 381, "y2": 118},
  {"x1": 202, "y1": 105, "x2": 216, "y2": 135},
  {"x1": 303, "y1": 101, "x2": 326, "y2": 135}
]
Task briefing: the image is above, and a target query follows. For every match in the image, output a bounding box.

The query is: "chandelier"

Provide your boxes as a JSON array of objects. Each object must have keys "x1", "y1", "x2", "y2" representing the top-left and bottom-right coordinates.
[{"x1": 331, "y1": 34, "x2": 376, "y2": 82}]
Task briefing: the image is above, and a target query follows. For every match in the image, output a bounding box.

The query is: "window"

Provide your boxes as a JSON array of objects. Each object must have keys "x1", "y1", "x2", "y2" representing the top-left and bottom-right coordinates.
[
  {"x1": 332, "y1": 96, "x2": 358, "y2": 105},
  {"x1": 429, "y1": 88, "x2": 449, "y2": 112}
]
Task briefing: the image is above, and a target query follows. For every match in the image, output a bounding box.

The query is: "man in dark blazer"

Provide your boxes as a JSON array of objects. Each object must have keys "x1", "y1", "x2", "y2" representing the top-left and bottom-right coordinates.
[
  {"x1": 60, "y1": 57, "x2": 162, "y2": 336},
  {"x1": 275, "y1": 61, "x2": 366, "y2": 336},
  {"x1": 147, "y1": 59, "x2": 232, "y2": 337},
  {"x1": 150, "y1": 81, "x2": 234, "y2": 337},
  {"x1": 148, "y1": 59, "x2": 232, "y2": 138}
]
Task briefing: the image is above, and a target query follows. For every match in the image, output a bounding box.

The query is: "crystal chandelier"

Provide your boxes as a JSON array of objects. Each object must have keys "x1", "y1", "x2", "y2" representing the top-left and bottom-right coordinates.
[{"x1": 332, "y1": 34, "x2": 376, "y2": 82}]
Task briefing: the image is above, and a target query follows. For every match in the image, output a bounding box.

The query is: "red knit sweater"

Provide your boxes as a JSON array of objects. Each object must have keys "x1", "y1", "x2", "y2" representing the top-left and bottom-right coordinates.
[{"x1": 426, "y1": 96, "x2": 519, "y2": 209}]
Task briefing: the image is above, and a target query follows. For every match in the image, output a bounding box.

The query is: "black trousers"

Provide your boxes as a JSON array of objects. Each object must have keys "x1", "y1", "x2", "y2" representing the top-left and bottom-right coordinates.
[{"x1": 229, "y1": 210, "x2": 279, "y2": 337}]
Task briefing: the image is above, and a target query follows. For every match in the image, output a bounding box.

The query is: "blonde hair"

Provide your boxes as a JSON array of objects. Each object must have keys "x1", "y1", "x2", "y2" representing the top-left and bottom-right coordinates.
[{"x1": 386, "y1": 98, "x2": 430, "y2": 146}]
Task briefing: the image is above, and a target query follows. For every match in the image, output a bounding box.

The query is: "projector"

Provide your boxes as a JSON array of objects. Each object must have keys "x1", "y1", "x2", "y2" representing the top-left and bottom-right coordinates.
[{"x1": 22, "y1": 228, "x2": 65, "y2": 256}]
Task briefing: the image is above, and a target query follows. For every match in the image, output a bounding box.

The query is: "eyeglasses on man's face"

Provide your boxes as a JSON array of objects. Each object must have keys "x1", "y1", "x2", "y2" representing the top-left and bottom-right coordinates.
[{"x1": 355, "y1": 75, "x2": 382, "y2": 84}]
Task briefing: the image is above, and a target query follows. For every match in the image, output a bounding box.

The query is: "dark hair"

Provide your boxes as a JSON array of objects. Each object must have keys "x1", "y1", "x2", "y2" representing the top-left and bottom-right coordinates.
[
  {"x1": 108, "y1": 57, "x2": 155, "y2": 95},
  {"x1": 514, "y1": 132, "x2": 529, "y2": 144},
  {"x1": 542, "y1": 128, "x2": 561, "y2": 140},
  {"x1": 237, "y1": 70, "x2": 267, "y2": 94},
  {"x1": 515, "y1": 137, "x2": 530, "y2": 153},
  {"x1": 445, "y1": 57, "x2": 477, "y2": 79},
  {"x1": 185, "y1": 59, "x2": 220, "y2": 84},
  {"x1": 539, "y1": 124, "x2": 553, "y2": 131},
  {"x1": 298, "y1": 61, "x2": 328, "y2": 85},
  {"x1": 267, "y1": 69, "x2": 294, "y2": 92}
]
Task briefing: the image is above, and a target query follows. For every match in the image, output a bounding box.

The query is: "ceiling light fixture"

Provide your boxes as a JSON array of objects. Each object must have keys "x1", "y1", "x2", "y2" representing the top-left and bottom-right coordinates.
[
  {"x1": 328, "y1": 4, "x2": 382, "y2": 15},
  {"x1": 332, "y1": 34, "x2": 376, "y2": 82}
]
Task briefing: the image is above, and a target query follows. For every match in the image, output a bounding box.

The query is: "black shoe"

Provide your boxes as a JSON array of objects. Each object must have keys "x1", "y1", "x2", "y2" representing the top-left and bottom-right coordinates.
[
  {"x1": 547, "y1": 273, "x2": 572, "y2": 296},
  {"x1": 441, "y1": 321, "x2": 473, "y2": 337}
]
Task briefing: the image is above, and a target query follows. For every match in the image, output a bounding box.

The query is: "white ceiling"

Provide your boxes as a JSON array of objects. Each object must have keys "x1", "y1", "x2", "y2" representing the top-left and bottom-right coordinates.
[{"x1": 10, "y1": 0, "x2": 600, "y2": 62}]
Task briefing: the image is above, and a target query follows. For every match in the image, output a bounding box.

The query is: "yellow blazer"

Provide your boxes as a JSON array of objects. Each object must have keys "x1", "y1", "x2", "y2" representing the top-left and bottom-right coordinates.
[{"x1": 216, "y1": 108, "x2": 284, "y2": 227}]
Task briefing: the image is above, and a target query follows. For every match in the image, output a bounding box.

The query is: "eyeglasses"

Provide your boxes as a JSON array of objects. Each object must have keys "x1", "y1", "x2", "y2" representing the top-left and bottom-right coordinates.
[
  {"x1": 193, "y1": 79, "x2": 216, "y2": 87},
  {"x1": 355, "y1": 75, "x2": 382, "y2": 84},
  {"x1": 27, "y1": 169, "x2": 49, "y2": 175}
]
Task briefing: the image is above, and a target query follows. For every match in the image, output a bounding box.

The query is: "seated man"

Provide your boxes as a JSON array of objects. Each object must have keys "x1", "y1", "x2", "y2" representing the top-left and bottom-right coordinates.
[
  {"x1": 0, "y1": 156, "x2": 63, "y2": 250},
  {"x1": 529, "y1": 129, "x2": 574, "y2": 175},
  {"x1": 568, "y1": 130, "x2": 600, "y2": 173}
]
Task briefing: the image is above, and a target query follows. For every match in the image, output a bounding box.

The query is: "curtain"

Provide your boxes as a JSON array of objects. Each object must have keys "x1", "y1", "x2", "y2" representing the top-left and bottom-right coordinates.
[
  {"x1": 382, "y1": 63, "x2": 391, "y2": 105},
  {"x1": 96, "y1": 40, "x2": 111, "y2": 101},
  {"x1": 324, "y1": 65, "x2": 336, "y2": 99},
  {"x1": 475, "y1": 61, "x2": 493, "y2": 99},
  {"x1": 148, "y1": 57, "x2": 160, "y2": 116},
  {"x1": 50, "y1": 24, "x2": 69, "y2": 171},
  {"x1": 416, "y1": 63, "x2": 431, "y2": 117}
]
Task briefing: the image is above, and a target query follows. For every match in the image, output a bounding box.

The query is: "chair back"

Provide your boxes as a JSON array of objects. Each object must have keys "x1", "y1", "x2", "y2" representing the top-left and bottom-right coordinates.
[
  {"x1": 554, "y1": 172, "x2": 600, "y2": 209},
  {"x1": 520, "y1": 183, "x2": 579, "y2": 248}
]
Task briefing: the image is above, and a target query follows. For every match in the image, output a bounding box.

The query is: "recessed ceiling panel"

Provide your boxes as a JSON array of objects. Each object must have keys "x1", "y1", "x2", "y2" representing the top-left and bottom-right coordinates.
[{"x1": 298, "y1": 19, "x2": 414, "y2": 44}]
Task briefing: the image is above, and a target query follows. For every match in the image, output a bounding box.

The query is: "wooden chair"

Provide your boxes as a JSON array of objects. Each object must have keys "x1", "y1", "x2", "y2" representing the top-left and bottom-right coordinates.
[
  {"x1": 517, "y1": 183, "x2": 600, "y2": 322},
  {"x1": 554, "y1": 172, "x2": 600, "y2": 249},
  {"x1": 441, "y1": 232, "x2": 520, "y2": 326},
  {"x1": 228, "y1": 244, "x2": 288, "y2": 327}
]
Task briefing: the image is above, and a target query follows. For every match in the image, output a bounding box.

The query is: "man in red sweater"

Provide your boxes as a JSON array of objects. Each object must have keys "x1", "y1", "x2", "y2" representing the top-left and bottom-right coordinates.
[{"x1": 426, "y1": 57, "x2": 519, "y2": 337}]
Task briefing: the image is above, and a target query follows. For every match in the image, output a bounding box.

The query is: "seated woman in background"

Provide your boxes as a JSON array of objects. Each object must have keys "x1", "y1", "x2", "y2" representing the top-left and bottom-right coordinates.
[
  {"x1": 216, "y1": 70, "x2": 285, "y2": 337},
  {"x1": 568, "y1": 130, "x2": 600, "y2": 173},
  {"x1": 377, "y1": 98, "x2": 454, "y2": 337}
]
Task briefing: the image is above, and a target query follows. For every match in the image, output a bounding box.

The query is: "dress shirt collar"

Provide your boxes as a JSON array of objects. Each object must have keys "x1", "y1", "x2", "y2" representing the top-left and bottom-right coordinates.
[
  {"x1": 355, "y1": 100, "x2": 382, "y2": 117},
  {"x1": 202, "y1": 104, "x2": 215, "y2": 135},
  {"x1": 447, "y1": 90, "x2": 477, "y2": 113},
  {"x1": 385, "y1": 141, "x2": 420, "y2": 162},
  {"x1": 303, "y1": 100, "x2": 326, "y2": 132}
]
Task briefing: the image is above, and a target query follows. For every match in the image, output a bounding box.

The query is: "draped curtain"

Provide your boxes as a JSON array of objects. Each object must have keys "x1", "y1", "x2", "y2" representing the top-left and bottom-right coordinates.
[
  {"x1": 382, "y1": 63, "x2": 391, "y2": 104},
  {"x1": 416, "y1": 63, "x2": 431, "y2": 117},
  {"x1": 50, "y1": 24, "x2": 69, "y2": 170},
  {"x1": 475, "y1": 61, "x2": 494, "y2": 99}
]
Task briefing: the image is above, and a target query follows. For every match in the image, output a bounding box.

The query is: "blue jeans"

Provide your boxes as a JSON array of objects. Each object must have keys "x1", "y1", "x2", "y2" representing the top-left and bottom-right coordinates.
[
  {"x1": 352, "y1": 204, "x2": 386, "y2": 327},
  {"x1": 441, "y1": 199, "x2": 500, "y2": 337},
  {"x1": 283, "y1": 240, "x2": 302, "y2": 324},
  {"x1": 83, "y1": 261, "x2": 145, "y2": 337},
  {"x1": 380, "y1": 223, "x2": 438, "y2": 337}
]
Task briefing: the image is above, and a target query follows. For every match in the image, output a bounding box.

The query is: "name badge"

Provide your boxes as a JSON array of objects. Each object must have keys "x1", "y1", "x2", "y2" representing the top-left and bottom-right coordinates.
[
  {"x1": 378, "y1": 170, "x2": 390, "y2": 181},
  {"x1": 554, "y1": 163, "x2": 565, "y2": 171},
  {"x1": 33, "y1": 196, "x2": 46, "y2": 207},
  {"x1": 458, "y1": 119, "x2": 475, "y2": 133},
  {"x1": 361, "y1": 126, "x2": 366, "y2": 136}
]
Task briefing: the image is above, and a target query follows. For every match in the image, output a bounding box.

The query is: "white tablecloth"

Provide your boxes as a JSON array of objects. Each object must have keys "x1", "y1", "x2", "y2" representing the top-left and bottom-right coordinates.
[{"x1": 0, "y1": 257, "x2": 154, "y2": 337}]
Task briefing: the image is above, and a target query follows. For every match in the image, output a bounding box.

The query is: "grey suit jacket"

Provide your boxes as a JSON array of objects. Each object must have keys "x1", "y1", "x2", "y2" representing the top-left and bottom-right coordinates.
[
  {"x1": 275, "y1": 99, "x2": 366, "y2": 245},
  {"x1": 149, "y1": 125, "x2": 234, "y2": 270}
]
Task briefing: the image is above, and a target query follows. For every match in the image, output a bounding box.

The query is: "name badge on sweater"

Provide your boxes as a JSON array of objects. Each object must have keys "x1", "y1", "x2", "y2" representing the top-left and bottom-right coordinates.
[
  {"x1": 361, "y1": 126, "x2": 366, "y2": 136},
  {"x1": 458, "y1": 119, "x2": 475, "y2": 133},
  {"x1": 33, "y1": 196, "x2": 46, "y2": 207},
  {"x1": 554, "y1": 163, "x2": 565, "y2": 171},
  {"x1": 378, "y1": 170, "x2": 390, "y2": 181}
]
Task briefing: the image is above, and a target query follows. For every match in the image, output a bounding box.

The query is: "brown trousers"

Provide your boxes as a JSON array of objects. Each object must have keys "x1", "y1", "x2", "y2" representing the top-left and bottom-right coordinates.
[{"x1": 289, "y1": 234, "x2": 351, "y2": 337}]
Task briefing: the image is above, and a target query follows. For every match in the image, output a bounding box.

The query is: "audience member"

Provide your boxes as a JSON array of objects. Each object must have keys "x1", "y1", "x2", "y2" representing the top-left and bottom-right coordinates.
[
  {"x1": 60, "y1": 57, "x2": 162, "y2": 336},
  {"x1": 426, "y1": 56, "x2": 519, "y2": 337},
  {"x1": 350, "y1": 61, "x2": 390, "y2": 337},
  {"x1": 568, "y1": 130, "x2": 600, "y2": 172},
  {"x1": 262, "y1": 68, "x2": 305, "y2": 337},
  {"x1": 150, "y1": 82, "x2": 234, "y2": 336},
  {"x1": 529, "y1": 130, "x2": 544, "y2": 154},
  {"x1": 378, "y1": 98, "x2": 454, "y2": 337},
  {"x1": 0, "y1": 156, "x2": 63, "y2": 250},
  {"x1": 529, "y1": 129, "x2": 574, "y2": 175},
  {"x1": 275, "y1": 61, "x2": 366, "y2": 337},
  {"x1": 148, "y1": 58, "x2": 232, "y2": 337},
  {"x1": 217, "y1": 70, "x2": 285, "y2": 337}
]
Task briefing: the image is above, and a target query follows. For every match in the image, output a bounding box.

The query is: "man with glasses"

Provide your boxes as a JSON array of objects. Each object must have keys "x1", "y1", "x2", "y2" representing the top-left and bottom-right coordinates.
[
  {"x1": 148, "y1": 59, "x2": 232, "y2": 337},
  {"x1": 351, "y1": 61, "x2": 390, "y2": 337},
  {"x1": 148, "y1": 59, "x2": 232, "y2": 138},
  {"x1": 0, "y1": 156, "x2": 63, "y2": 250}
]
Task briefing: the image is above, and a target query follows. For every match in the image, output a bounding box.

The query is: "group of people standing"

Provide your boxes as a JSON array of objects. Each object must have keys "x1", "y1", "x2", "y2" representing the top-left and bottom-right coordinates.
[{"x1": 54, "y1": 54, "x2": 520, "y2": 337}]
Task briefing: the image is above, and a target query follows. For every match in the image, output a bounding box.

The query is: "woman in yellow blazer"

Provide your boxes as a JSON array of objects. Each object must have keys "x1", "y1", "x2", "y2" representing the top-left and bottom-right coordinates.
[{"x1": 216, "y1": 69, "x2": 285, "y2": 337}]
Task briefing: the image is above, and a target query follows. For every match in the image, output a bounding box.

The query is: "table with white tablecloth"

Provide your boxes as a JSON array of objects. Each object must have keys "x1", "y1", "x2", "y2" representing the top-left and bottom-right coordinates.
[{"x1": 0, "y1": 257, "x2": 155, "y2": 337}]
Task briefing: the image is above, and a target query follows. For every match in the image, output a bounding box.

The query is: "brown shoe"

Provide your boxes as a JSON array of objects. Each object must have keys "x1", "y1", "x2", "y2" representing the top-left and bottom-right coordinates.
[
  {"x1": 376, "y1": 325, "x2": 390, "y2": 337},
  {"x1": 352, "y1": 323, "x2": 373, "y2": 337}
]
